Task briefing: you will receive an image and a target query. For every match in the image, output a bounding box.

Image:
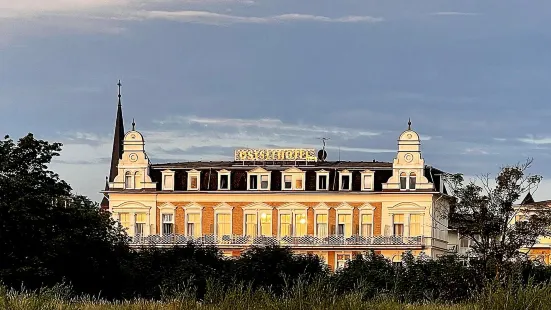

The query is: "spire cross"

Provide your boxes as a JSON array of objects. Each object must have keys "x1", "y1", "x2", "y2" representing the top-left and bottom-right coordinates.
[
  {"x1": 132, "y1": 118, "x2": 136, "y2": 130},
  {"x1": 408, "y1": 118, "x2": 412, "y2": 130},
  {"x1": 117, "y1": 80, "x2": 122, "y2": 99}
]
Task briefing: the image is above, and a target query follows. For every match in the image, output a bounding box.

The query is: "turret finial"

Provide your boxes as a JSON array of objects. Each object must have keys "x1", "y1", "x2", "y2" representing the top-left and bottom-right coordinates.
[
  {"x1": 132, "y1": 118, "x2": 136, "y2": 130},
  {"x1": 408, "y1": 118, "x2": 411, "y2": 130},
  {"x1": 117, "y1": 80, "x2": 122, "y2": 99}
]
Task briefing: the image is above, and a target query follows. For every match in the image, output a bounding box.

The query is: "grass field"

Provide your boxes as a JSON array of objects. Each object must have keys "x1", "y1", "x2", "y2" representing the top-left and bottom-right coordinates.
[{"x1": 2, "y1": 281, "x2": 551, "y2": 310}]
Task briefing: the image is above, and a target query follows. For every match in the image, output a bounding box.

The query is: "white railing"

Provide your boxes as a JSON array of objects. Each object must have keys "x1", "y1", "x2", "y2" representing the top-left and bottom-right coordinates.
[{"x1": 129, "y1": 234, "x2": 424, "y2": 247}]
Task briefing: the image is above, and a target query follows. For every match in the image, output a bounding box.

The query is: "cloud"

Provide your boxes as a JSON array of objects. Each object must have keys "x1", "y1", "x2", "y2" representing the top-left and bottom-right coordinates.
[
  {"x1": 135, "y1": 10, "x2": 384, "y2": 25},
  {"x1": 429, "y1": 12, "x2": 479, "y2": 16},
  {"x1": 462, "y1": 148, "x2": 490, "y2": 155},
  {"x1": 517, "y1": 135, "x2": 551, "y2": 145}
]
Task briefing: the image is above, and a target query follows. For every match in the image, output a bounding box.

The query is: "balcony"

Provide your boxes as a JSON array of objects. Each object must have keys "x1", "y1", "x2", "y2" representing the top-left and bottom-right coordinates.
[{"x1": 129, "y1": 234, "x2": 424, "y2": 249}]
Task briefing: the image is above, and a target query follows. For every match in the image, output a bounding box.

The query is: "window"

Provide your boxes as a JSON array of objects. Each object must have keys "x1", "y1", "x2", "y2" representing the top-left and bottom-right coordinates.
[
  {"x1": 260, "y1": 212, "x2": 272, "y2": 235},
  {"x1": 316, "y1": 170, "x2": 329, "y2": 190},
  {"x1": 280, "y1": 214, "x2": 292, "y2": 236},
  {"x1": 316, "y1": 214, "x2": 328, "y2": 237},
  {"x1": 216, "y1": 213, "x2": 231, "y2": 236},
  {"x1": 336, "y1": 254, "x2": 350, "y2": 270},
  {"x1": 125, "y1": 171, "x2": 133, "y2": 189},
  {"x1": 187, "y1": 213, "x2": 201, "y2": 237},
  {"x1": 361, "y1": 214, "x2": 373, "y2": 237},
  {"x1": 135, "y1": 213, "x2": 147, "y2": 235},
  {"x1": 187, "y1": 169, "x2": 200, "y2": 191},
  {"x1": 162, "y1": 214, "x2": 174, "y2": 235},
  {"x1": 409, "y1": 214, "x2": 422, "y2": 236},
  {"x1": 134, "y1": 171, "x2": 142, "y2": 189},
  {"x1": 400, "y1": 172, "x2": 407, "y2": 190},
  {"x1": 284, "y1": 175, "x2": 292, "y2": 189},
  {"x1": 339, "y1": 170, "x2": 352, "y2": 191},
  {"x1": 260, "y1": 175, "x2": 269, "y2": 189},
  {"x1": 218, "y1": 170, "x2": 230, "y2": 190},
  {"x1": 409, "y1": 173, "x2": 416, "y2": 190},
  {"x1": 460, "y1": 237, "x2": 469, "y2": 248},
  {"x1": 337, "y1": 214, "x2": 352, "y2": 237},
  {"x1": 249, "y1": 175, "x2": 258, "y2": 189},
  {"x1": 294, "y1": 213, "x2": 307, "y2": 236},
  {"x1": 245, "y1": 214, "x2": 257, "y2": 237},
  {"x1": 361, "y1": 170, "x2": 374, "y2": 191},
  {"x1": 119, "y1": 213, "x2": 131, "y2": 231},
  {"x1": 161, "y1": 170, "x2": 175, "y2": 191},
  {"x1": 393, "y1": 214, "x2": 404, "y2": 236},
  {"x1": 295, "y1": 178, "x2": 303, "y2": 190}
]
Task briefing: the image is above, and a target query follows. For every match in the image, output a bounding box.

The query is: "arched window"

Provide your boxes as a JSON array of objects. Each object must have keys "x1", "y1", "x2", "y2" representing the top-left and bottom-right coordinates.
[
  {"x1": 400, "y1": 172, "x2": 407, "y2": 190},
  {"x1": 125, "y1": 171, "x2": 133, "y2": 189},
  {"x1": 409, "y1": 172, "x2": 417, "y2": 190},
  {"x1": 134, "y1": 171, "x2": 142, "y2": 189}
]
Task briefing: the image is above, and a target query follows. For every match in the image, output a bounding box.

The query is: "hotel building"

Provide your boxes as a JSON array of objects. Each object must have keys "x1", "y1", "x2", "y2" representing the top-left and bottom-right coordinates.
[{"x1": 102, "y1": 87, "x2": 452, "y2": 270}]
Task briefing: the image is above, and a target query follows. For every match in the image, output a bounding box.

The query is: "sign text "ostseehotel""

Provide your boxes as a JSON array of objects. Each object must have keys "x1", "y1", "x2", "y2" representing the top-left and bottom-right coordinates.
[{"x1": 234, "y1": 149, "x2": 317, "y2": 162}]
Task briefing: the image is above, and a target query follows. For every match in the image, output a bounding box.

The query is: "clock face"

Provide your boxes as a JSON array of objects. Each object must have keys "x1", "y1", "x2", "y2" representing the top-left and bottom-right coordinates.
[
  {"x1": 404, "y1": 153, "x2": 414, "y2": 163},
  {"x1": 129, "y1": 153, "x2": 138, "y2": 162}
]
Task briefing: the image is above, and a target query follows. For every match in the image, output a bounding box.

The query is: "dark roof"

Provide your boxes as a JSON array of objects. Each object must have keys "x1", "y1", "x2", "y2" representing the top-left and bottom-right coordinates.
[
  {"x1": 151, "y1": 160, "x2": 394, "y2": 170},
  {"x1": 108, "y1": 85, "x2": 125, "y2": 182},
  {"x1": 521, "y1": 192, "x2": 535, "y2": 205}
]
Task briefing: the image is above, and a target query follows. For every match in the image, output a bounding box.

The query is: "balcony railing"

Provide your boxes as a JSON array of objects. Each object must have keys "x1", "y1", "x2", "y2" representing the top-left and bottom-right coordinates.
[{"x1": 129, "y1": 234, "x2": 424, "y2": 247}]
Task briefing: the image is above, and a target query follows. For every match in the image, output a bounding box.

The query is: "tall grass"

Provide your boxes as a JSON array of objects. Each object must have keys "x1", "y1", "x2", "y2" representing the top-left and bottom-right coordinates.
[{"x1": 2, "y1": 280, "x2": 551, "y2": 310}]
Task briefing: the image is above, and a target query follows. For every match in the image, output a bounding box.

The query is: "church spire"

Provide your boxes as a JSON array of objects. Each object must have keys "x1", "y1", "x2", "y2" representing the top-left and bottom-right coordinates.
[{"x1": 109, "y1": 79, "x2": 125, "y2": 182}]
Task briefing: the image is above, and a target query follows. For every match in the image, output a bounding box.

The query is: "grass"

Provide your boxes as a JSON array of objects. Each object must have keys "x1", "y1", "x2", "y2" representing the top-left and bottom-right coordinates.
[{"x1": 3, "y1": 281, "x2": 551, "y2": 310}]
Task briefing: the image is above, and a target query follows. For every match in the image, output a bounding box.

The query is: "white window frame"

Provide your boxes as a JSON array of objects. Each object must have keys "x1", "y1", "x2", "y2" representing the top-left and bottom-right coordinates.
[
  {"x1": 277, "y1": 203, "x2": 308, "y2": 237},
  {"x1": 339, "y1": 170, "x2": 352, "y2": 191},
  {"x1": 247, "y1": 167, "x2": 271, "y2": 191},
  {"x1": 183, "y1": 203, "x2": 203, "y2": 237},
  {"x1": 399, "y1": 171, "x2": 418, "y2": 191},
  {"x1": 161, "y1": 170, "x2": 175, "y2": 191},
  {"x1": 360, "y1": 169, "x2": 374, "y2": 191},
  {"x1": 316, "y1": 170, "x2": 329, "y2": 191},
  {"x1": 335, "y1": 203, "x2": 354, "y2": 237},
  {"x1": 358, "y1": 203, "x2": 375, "y2": 237},
  {"x1": 214, "y1": 203, "x2": 233, "y2": 237},
  {"x1": 242, "y1": 203, "x2": 273, "y2": 236},
  {"x1": 124, "y1": 171, "x2": 133, "y2": 189},
  {"x1": 134, "y1": 212, "x2": 148, "y2": 236},
  {"x1": 281, "y1": 168, "x2": 305, "y2": 191},
  {"x1": 187, "y1": 169, "x2": 201, "y2": 191},
  {"x1": 158, "y1": 203, "x2": 177, "y2": 236},
  {"x1": 217, "y1": 169, "x2": 231, "y2": 191},
  {"x1": 313, "y1": 203, "x2": 330, "y2": 237}
]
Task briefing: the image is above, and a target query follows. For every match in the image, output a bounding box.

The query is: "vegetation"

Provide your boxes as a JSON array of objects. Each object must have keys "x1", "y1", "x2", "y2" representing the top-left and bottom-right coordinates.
[{"x1": 2, "y1": 133, "x2": 551, "y2": 309}]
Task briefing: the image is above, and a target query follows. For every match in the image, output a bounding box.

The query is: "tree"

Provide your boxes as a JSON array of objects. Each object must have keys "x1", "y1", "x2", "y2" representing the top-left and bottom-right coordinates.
[
  {"x1": 0, "y1": 133, "x2": 129, "y2": 296},
  {"x1": 445, "y1": 159, "x2": 551, "y2": 279}
]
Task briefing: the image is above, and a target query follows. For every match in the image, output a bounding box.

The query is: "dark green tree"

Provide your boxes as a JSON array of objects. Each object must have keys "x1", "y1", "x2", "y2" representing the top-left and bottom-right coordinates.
[
  {"x1": 0, "y1": 133, "x2": 129, "y2": 296},
  {"x1": 444, "y1": 159, "x2": 551, "y2": 280}
]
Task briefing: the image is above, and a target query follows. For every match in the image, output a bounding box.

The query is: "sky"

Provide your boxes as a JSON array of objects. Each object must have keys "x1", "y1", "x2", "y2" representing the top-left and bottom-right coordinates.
[{"x1": 1, "y1": 0, "x2": 551, "y2": 202}]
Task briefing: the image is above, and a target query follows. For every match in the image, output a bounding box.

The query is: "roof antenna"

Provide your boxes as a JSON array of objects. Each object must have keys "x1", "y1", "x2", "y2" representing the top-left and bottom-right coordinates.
[
  {"x1": 317, "y1": 137, "x2": 329, "y2": 162},
  {"x1": 408, "y1": 118, "x2": 412, "y2": 130},
  {"x1": 132, "y1": 118, "x2": 136, "y2": 130}
]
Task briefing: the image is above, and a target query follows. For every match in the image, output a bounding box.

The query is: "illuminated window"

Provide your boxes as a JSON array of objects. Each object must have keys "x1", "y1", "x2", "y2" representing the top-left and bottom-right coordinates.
[
  {"x1": 336, "y1": 254, "x2": 351, "y2": 270},
  {"x1": 294, "y1": 213, "x2": 307, "y2": 236},
  {"x1": 260, "y1": 212, "x2": 272, "y2": 235},
  {"x1": 119, "y1": 213, "x2": 131, "y2": 231},
  {"x1": 280, "y1": 214, "x2": 292, "y2": 236},
  {"x1": 135, "y1": 213, "x2": 147, "y2": 235},
  {"x1": 361, "y1": 214, "x2": 373, "y2": 237},
  {"x1": 337, "y1": 214, "x2": 352, "y2": 237},
  {"x1": 186, "y1": 213, "x2": 201, "y2": 237},
  {"x1": 393, "y1": 214, "x2": 404, "y2": 236},
  {"x1": 409, "y1": 214, "x2": 422, "y2": 236},
  {"x1": 245, "y1": 214, "x2": 257, "y2": 237},
  {"x1": 187, "y1": 169, "x2": 200, "y2": 191},
  {"x1": 216, "y1": 213, "x2": 231, "y2": 236},
  {"x1": 316, "y1": 214, "x2": 328, "y2": 237}
]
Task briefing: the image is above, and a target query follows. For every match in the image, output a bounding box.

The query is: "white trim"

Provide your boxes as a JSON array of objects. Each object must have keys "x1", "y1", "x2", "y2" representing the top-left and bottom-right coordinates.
[
  {"x1": 360, "y1": 169, "x2": 374, "y2": 191},
  {"x1": 388, "y1": 202, "x2": 425, "y2": 212},
  {"x1": 161, "y1": 170, "x2": 175, "y2": 191},
  {"x1": 277, "y1": 204, "x2": 308, "y2": 237},
  {"x1": 399, "y1": 170, "x2": 417, "y2": 191},
  {"x1": 217, "y1": 169, "x2": 231, "y2": 190},
  {"x1": 187, "y1": 169, "x2": 201, "y2": 191},
  {"x1": 339, "y1": 170, "x2": 352, "y2": 191},
  {"x1": 242, "y1": 203, "x2": 273, "y2": 236},
  {"x1": 281, "y1": 168, "x2": 306, "y2": 191},
  {"x1": 316, "y1": 169, "x2": 330, "y2": 191}
]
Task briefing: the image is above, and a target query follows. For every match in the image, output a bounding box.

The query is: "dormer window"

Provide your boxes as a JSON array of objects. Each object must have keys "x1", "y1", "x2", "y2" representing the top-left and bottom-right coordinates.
[
  {"x1": 218, "y1": 169, "x2": 231, "y2": 190},
  {"x1": 247, "y1": 167, "x2": 271, "y2": 191},
  {"x1": 339, "y1": 170, "x2": 352, "y2": 191},
  {"x1": 187, "y1": 169, "x2": 200, "y2": 191},
  {"x1": 361, "y1": 170, "x2": 374, "y2": 191},
  {"x1": 400, "y1": 171, "x2": 416, "y2": 190},
  {"x1": 125, "y1": 171, "x2": 133, "y2": 189},
  {"x1": 281, "y1": 167, "x2": 305, "y2": 191},
  {"x1": 316, "y1": 170, "x2": 329, "y2": 191},
  {"x1": 161, "y1": 170, "x2": 175, "y2": 191}
]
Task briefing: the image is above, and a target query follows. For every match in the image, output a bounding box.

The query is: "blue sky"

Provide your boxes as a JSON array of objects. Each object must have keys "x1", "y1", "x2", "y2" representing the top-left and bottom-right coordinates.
[{"x1": 1, "y1": 0, "x2": 551, "y2": 202}]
